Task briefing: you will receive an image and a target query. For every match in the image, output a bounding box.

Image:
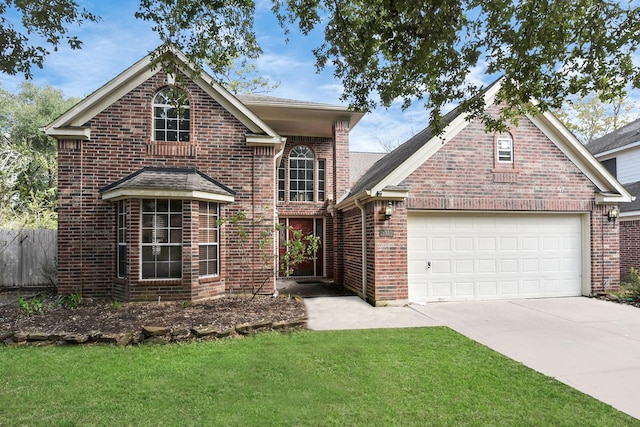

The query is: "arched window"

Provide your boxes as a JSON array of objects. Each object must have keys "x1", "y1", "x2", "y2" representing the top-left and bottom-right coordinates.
[
  {"x1": 153, "y1": 87, "x2": 190, "y2": 142},
  {"x1": 289, "y1": 145, "x2": 314, "y2": 202}
]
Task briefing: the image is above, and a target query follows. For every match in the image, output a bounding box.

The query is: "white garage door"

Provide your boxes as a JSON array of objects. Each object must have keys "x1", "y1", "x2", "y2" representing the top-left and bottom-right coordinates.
[{"x1": 408, "y1": 213, "x2": 584, "y2": 302}]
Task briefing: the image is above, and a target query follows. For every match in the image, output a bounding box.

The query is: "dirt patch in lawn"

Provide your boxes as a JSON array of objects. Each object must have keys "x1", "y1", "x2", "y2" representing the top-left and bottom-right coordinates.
[{"x1": 0, "y1": 290, "x2": 306, "y2": 338}]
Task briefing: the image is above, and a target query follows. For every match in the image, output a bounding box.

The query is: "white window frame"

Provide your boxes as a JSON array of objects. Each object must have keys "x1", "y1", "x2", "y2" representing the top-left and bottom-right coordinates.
[
  {"x1": 117, "y1": 200, "x2": 127, "y2": 279},
  {"x1": 141, "y1": 199, "x2": 183, "y2": 279},
  {"x1": 153, "y1": 87, "x2": 190, "y2": 142},
  {"x1": 199, "y1": 202, "x2": 220, "y2": 277},
  {"x1": 497, "y1": 136, "x2": 514, "y2": 163},
  {"x1": 288, "y1": 145, "x2": 315, "y2": 202}
]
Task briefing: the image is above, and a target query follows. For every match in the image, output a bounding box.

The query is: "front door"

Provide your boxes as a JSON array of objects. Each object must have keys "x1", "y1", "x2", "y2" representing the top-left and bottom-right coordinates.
[{"x1": 278, "y1": 218, "x2": 324, "y2": 277}]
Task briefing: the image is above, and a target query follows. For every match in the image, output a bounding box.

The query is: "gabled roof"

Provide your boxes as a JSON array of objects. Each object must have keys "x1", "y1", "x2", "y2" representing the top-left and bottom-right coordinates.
[
  {"x1": 44, "y1": 46, "x2": 284, "y2": 147},
  {"x1": 339, "y1": 79, "x2": 633, "y2": 208},
  {"x1": 587, "y1": 118, "x2": 640, "y2": 157},
  {"x1": 100, "y1": 167, "x2": 235, "y2": 203}
]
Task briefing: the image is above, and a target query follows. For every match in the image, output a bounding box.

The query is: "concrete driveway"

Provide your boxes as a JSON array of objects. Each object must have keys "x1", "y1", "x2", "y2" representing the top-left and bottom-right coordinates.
[{"x1": 305, "y1": 296, "x2": 640, "y2": 420}]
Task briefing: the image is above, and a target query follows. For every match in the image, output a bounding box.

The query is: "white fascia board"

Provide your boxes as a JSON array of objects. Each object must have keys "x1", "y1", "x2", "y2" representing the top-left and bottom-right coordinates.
[
  {"x1": 46, "y1": 48, "x2": 283, "y2": 145},
  {"x1": 595, "y1": 193, "x2": 634, "y2": 204},
  {"x1": 101, "y1": 188, "x2": 235, "y2": 203},
  {"x1": 594, "y1": 140, "x2": 640, "y2": 159},
  {"x1": 335, "y1": 188, "x2": 409, "y2": 211},
  {"x1": 245, "y1": 134, "x2": 286, "y2": 147},
  {"x1": 370, "y1": 113, "x2": 471, "y2": 195},
  {"x1": 621, "y1": 211, "x2": 640, "y2": 220},
  {"x1": 45, "y1": 57, "x2": 157, "y2": 133},
  {"x1": 189, "y1": 71, "x2": 281, "y2": 139},
  {"x1": 369, "y1": 82, "x2": 502, "y2": 195},
  {"x1": 529, "y1": 111, "x2": 633, "y2": 203},
  {"x1": 45, "y1": 127, "x2": 91, "y2": 140}
]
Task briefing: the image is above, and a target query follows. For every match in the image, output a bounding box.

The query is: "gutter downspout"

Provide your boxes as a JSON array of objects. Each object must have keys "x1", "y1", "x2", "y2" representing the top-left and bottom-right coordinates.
[{"x1": 354, "y1": 199, "x2": 367, "y2": 300}]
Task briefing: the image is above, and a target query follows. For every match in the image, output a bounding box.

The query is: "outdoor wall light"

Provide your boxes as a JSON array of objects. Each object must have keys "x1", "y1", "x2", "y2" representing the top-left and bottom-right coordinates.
[
  {"x1": 607, "y1": 206, "x2": 619, "y2": 223},
  {"x1": 383, "y1": 201, "x2": 394, "y2": 221}
]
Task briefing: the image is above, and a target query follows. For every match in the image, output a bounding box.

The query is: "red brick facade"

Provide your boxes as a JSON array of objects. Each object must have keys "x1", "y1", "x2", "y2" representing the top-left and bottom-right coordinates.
[
  {"x1": 54, "y1": 70, "x2": 348, "y2": 301},
  {"x1": 52, "y1": 58, "x2": 625, "y2": 305},
  {"x1": 620, "y1": 220, "x2": 640, "y2": 280}
]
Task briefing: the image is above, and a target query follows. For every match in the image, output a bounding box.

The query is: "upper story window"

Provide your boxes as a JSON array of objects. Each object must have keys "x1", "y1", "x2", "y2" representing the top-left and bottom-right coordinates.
[
  {"x1": 289, "y1": 145, "x2": 315, "y2": 202},
  {"x1": 153, "y1": 87, "x2": 190, "y2": 142},
  {"x1": 496, "y1": 135, "x2": 513, "y2": 163}
]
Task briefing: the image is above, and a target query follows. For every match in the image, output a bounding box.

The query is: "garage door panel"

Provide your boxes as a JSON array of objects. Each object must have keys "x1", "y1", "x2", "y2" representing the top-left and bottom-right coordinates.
[
  {"x1": 478, "y1": 237, "x2": 497, "y2": 251},
  {"x1": 500, "y1": 281, "x2": 519, "y2": 295},
  {"x1": 408, "y1": 213, "x2": 583, "y2": 302},
  {"x1": 500, "y1": 237, "x2": 518, "y2": 251},
  {"x1": 431, "y1": 237, "x2": 450, "y2": 251},
  {"x1": 500, "y1": 259, "x2": 518, "y2": 273},
  {"x1": 478, "y1": 281, "x2": 498, "y2": 296},
  {"x1": 454, "y1": 237, "x2": 473, "y2": 251},
  {"x1": 455, "y1": 259, "x2": 474, "y2": 274}
]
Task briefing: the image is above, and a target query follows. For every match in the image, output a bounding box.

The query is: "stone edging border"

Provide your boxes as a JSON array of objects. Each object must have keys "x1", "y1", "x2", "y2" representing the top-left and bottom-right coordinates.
[{"x1": 1, "y1": 317, "x2": 308, "y2": 347}]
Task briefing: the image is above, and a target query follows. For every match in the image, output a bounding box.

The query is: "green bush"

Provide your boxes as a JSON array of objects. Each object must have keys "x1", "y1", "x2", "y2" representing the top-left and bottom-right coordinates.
[
  {"x1": 621, "y1": 267, "x2": 640, "y2": 301},
  {"x1": 17, "y1": 295, "x2": 45, "y2": 316}
]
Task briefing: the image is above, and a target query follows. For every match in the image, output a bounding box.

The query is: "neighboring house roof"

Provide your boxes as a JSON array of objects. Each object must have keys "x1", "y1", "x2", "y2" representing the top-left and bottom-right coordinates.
[
  {"x1": 587, "y1": 118, "x2": 640, "y2": 156},
  {"x1": 44, "y1": 46, "x2": 285, "y2": 148},
  {"x1": 100, "y1": 167, "x2": 236, "y2": 203},
  {"x1": 339, "y1": 78, "x2": 632, "y2": 208},
  {"x1": 237, "y1": 94, "x2": 364, "y2": 138},
  {"x1": 621, "y1": 181, "x2": 640, "y2": 214},
  {"x1": 350, "y1": 151, "x2": 387, "y2": 186}
]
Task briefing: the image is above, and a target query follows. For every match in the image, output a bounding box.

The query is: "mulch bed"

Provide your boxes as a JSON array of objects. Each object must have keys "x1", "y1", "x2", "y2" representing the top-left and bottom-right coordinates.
[{"x1": 0, "y1": 290, "x2": 307, "y2": 345}]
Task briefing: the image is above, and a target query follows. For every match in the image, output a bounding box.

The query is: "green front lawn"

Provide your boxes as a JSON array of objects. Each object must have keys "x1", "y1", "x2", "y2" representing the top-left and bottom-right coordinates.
[{"x1": 1, "y1": 328, "x2": 636, "y2": 426}]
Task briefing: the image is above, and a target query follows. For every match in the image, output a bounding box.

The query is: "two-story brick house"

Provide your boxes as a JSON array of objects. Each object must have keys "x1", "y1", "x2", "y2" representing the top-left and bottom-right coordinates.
[
  {"x1": 45, "y1": 48, "x2": 362, "y2": 302},
  {"x1": 46, "y1": 49, "x2": 631, "y2": 304},
  {"x1": 587, "y1": 120, "x2": 640, "y2": 280}
]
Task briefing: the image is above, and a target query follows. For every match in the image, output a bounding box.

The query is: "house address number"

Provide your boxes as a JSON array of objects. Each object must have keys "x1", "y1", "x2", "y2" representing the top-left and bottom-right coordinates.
[{"x1": 379, "y1": 229, "x2": 394, "y2": 237}]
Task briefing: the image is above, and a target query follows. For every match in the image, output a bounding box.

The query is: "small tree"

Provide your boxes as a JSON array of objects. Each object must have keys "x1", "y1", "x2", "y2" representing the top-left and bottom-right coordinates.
[{"x1": 219, "y1": 210, "x2": 320, "y2": 299}]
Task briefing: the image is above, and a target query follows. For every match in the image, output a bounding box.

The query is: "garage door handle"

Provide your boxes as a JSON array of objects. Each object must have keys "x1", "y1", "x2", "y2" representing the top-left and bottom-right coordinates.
[{"x1": 427, "y1": 261, "x2": 431, "y2": 270}]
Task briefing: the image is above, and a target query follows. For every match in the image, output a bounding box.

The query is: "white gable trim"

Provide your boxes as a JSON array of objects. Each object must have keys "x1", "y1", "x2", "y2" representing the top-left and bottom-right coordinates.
[
  {"x1": 528, "y1": 111, "x2": 633, "y2": 204},
  {"x1": 368, "y1": 83, "x2": 502, "y2": 196},
  {"x1": 44, "y1": 47, "x2": 282, "y2": 147}
]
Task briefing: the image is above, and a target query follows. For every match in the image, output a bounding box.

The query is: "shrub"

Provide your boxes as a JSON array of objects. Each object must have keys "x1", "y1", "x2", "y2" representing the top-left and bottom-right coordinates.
[{"x1": 621, "y1": 267, "x2": 640, "y2": 301}]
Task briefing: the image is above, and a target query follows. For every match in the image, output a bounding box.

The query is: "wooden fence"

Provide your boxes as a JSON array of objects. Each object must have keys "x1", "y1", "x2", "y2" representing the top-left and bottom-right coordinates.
[{"x1": 0, "y1": 229, "x2": 57, "y2": 288}]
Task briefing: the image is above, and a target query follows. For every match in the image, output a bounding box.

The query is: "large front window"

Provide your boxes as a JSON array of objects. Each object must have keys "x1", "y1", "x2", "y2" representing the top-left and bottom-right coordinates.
[
  {"x1": 141, "y1": 199, "x2": 183, "y2": 279},
  {"x1": 199, "y1": 202, "x2": 219, "y2": 277},
  {"x1": 153, "y1": 87, "x2": 190, "y2": 142},
  {"x1": 289, "y1": 145, "x2": 315, "y2": 202}
]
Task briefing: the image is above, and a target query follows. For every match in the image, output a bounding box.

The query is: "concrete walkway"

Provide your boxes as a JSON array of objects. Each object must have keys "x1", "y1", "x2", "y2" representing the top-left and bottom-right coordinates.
[{"x1": 305, "y1": 296, "x2": 640, "y2": 420}]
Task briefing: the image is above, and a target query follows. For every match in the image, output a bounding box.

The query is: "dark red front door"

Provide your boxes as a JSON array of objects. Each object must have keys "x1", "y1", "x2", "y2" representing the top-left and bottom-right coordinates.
[{"x1": 278, "y1": 218, "x2": 323, "y2": 277}]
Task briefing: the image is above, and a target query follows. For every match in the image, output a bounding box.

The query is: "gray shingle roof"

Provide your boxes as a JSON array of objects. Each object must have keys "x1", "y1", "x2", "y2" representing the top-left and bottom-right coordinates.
[
  {"x1": 348, "y1": 106, "x2": 462, "y2": 197},
  {"x1": 586, "y1": 117, "x2": 640, "y2": 156},
  {"x1": 350, "y1": 152, "x2": 387, "y2": 185},
  {"x1": 347, "y1": 79, "x2": 502, "y2": 198},
  {"x1": 100, "y1": 167, "x2": 235, "y2": 196},
  {"x1": 622, "y1": 181, "x2": 640, "y2": 213}
]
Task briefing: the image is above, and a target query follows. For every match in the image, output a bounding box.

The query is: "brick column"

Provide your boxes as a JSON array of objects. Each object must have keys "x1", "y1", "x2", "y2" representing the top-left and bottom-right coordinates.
[{"x1": 56, "y1": 140, "x2": 83, "y2": 295}]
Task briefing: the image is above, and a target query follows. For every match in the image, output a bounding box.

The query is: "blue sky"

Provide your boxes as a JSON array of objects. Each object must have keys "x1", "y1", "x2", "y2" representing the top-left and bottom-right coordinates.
[
  {"x1": 1, "y1": 1, "x2": 637, "y2": 150},
  {"x1": 0, "y1": 0, "x2": 490, "y2": 152}
]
